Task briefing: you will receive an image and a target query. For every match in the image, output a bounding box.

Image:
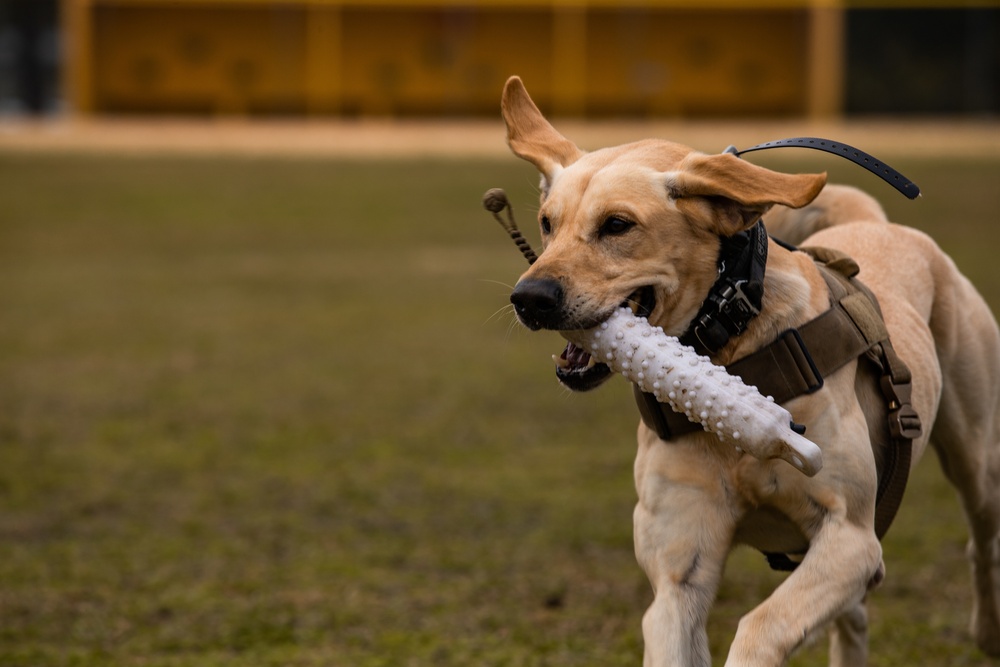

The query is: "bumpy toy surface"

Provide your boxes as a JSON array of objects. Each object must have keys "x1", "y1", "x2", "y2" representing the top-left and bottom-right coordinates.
[{"x1": 563, "y1": 308, "x2": 823, "y2": 476}]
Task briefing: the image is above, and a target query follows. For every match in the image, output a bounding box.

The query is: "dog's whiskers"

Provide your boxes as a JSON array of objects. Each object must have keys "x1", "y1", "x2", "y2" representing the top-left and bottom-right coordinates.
[
  {"x1": 503, "y1": 314, "x2": 523, "y2": 342},
  {"x1": 483, "y1": 302, "x2": 516, "y2": 326},
  {"x1": 477, "y1": 278, "x2": 516, "y2": 291}
]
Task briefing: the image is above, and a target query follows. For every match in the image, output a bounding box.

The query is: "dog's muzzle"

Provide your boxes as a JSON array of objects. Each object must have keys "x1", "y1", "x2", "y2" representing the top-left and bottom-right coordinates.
[{"x1": 511, "y1": 280, "x2": 656, "y2": 392}]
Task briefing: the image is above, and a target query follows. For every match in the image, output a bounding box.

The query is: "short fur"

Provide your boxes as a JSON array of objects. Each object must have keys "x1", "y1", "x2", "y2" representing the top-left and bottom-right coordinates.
[{"x1": 501, "y1": 76, "x2": 1000, "y2": 666}]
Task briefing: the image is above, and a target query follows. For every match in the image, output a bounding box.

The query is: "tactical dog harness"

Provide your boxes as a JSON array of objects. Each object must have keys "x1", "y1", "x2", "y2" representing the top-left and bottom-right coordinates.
[
  {"x1": 634, "y1": 239, "x2": 923, "y2": 570},
  {"x1": 630, "y1": 137, "x2": 923, "y2": 570}
]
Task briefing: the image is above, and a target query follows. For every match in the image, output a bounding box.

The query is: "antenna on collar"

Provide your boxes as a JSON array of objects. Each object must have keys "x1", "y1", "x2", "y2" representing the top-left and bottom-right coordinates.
[
  {"x1": 724, "y1": 138, "x2": 921, "y2": 200},
  {"x1": 483, "y1": 188, "x2": 538, "y2": 265}
]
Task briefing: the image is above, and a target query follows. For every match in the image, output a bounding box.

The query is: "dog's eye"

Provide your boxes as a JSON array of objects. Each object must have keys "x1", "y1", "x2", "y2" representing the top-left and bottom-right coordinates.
[
  {"x1": 540, "y1": 215, "x2": 552, "y2": 235},
  {"x1": 600, "y1": 216, "x2": 635, "y2": 237}
]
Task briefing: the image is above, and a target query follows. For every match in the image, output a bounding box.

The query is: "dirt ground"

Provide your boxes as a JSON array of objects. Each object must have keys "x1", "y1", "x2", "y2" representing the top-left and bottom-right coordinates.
[{"x1": 1, "y1": 115, "x2": 998, "y2": 158}]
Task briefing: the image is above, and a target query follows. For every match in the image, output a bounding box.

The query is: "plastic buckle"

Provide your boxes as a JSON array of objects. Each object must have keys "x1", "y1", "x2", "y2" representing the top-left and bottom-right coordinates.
[
  {"x1": 880, "y1": 377, "x2": 922, "y2": 440},
  {"x1": 693, "y1": 316, "x2": 730, "y2": 353},
  {"x1": 717, "y1": 280, "x2": 760, "y2": 332}
]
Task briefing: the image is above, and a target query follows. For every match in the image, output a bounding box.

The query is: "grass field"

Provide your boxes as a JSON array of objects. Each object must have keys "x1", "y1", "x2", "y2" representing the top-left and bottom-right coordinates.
[{"x1": 1, "y1": 149, "x2": 999, "y2": 666}]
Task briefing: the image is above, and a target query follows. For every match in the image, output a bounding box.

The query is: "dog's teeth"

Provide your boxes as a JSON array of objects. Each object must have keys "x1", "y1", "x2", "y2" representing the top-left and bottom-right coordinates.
[
  {"x1": 586, "y1": 355, "x2": 597, "y2": 369},
  {"x1": 552, "y1": 354, "x2": 569, "y2": 369}
]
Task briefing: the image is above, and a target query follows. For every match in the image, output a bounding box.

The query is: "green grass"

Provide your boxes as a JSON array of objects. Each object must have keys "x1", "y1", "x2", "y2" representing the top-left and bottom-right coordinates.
[{"x1": 0, "y1": 151, "x2": 998, "y2": 666}]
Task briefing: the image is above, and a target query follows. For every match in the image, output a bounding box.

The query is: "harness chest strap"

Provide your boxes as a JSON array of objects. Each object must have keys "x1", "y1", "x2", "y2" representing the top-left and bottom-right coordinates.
[{"x1": 633, "y1": 247, "x2": 922, "y2": 545}]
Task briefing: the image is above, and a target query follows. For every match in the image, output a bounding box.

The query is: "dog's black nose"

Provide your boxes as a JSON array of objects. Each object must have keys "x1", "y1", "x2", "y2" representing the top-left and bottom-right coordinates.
[{"x1": 510, "y1": 278, "x2": 564, "y2": 330}]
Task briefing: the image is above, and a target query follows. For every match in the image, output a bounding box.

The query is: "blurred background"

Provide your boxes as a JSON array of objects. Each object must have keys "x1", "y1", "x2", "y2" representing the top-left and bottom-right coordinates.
[
  {"x1": 2, "y1": 2, "x2": 1000, "y2": 666},
  {"x1": 0, "y1": 0, "x2": 997, "y2": 120}
]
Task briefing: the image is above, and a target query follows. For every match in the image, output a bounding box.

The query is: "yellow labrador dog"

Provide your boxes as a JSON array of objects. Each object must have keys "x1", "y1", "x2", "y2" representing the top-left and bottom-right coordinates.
[{"x1": 501, "y1": 76, "x2": 1000, "y2": 666}]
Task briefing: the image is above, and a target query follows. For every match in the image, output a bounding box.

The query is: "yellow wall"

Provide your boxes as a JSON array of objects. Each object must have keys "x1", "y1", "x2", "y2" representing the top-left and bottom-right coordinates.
[{"x1": 63, "y1": 0, "x2": 847, "y2": 117}]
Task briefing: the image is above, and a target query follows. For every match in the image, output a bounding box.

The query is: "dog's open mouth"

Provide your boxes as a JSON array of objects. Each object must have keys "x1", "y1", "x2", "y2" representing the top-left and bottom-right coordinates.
[{"x1": 553, "y1": 287, "x2": 655, "y2": 391}]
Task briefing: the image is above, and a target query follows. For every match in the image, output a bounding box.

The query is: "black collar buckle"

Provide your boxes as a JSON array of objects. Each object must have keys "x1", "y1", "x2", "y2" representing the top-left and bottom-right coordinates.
[
  {"x1": 692, "y1": 279, "x2": 761, "y2": 352},
  {"x1": 717, "y1": 279, "x2": 761, "y2": 326},
  {"x1": 683, "y1": 221, "x2": 769, "y2": 355}
]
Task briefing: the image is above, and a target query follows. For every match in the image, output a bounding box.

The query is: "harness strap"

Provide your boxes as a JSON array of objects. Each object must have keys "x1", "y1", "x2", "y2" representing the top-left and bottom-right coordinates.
[
  {"x1": 633, "y1": 246, "x2": 921, "y2": 566},
  {"x1": 633, "y1": 260, "x2": 883, "y2": 435},
  {"x1": 804, "y1": 248, "x2": 920, "y2": 540}
]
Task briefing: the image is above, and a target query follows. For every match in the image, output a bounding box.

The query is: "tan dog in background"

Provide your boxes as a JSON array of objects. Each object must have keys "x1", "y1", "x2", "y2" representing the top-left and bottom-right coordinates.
[{"x1": 501, "y1": 76, "x2": 1000, "y2": 666}]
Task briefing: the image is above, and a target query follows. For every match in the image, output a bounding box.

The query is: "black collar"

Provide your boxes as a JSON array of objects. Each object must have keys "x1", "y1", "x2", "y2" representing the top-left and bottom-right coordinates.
[
  {"x1": 676, "y1": 135, "x2": 921, "y2": 356},
  {"x1": 680, "y1": 220, "x2": 768, "y2": 355}
]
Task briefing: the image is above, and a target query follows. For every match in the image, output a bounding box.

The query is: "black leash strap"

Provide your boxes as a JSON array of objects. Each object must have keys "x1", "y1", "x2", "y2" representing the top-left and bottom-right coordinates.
[{"x1": 727, "y1": 137, "x2": 921, "y2": 200}]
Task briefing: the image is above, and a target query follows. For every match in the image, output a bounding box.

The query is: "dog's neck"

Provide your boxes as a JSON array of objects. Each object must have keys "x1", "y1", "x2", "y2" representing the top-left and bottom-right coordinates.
[
  {"x1": 709, "y1": 239, "x2": 832, "y2": 367},
  {"x1": 680, "y1": 222, "x2": 769, "y2": 356}
]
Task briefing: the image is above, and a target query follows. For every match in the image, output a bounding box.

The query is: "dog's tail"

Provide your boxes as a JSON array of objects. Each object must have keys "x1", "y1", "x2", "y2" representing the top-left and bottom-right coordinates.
[{"x1": 765, "y1": 184, "x2": 888, "y2": 247}]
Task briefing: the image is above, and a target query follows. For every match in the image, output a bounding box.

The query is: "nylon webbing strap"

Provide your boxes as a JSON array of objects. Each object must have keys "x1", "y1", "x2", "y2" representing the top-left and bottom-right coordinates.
[
  {"x1": 682, "y1": 221, "x2": 768, "y2": 355},
  {"x1": 731, "y1": 137, "x2": 921, "y2": 200}
]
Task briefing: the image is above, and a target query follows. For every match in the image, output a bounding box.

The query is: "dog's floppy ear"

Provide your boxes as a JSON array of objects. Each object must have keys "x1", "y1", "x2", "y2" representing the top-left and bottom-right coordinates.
[
  {"x1": 501, "y1": 76, "x2": 584, "y2": 182},
  {"x1": 667, "y1": 152, "x2": 827, "y2": 236}
]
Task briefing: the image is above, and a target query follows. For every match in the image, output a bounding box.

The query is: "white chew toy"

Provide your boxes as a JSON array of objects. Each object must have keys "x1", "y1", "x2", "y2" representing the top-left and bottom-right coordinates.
[{"x1": 563, "y1": 308, "x2": 823, "y2": 476}]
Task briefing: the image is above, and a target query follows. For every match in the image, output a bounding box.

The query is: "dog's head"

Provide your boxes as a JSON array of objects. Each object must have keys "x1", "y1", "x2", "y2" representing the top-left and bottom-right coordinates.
[{"x1": 502, "y1": 76, "x2": 826, "y2": 391}]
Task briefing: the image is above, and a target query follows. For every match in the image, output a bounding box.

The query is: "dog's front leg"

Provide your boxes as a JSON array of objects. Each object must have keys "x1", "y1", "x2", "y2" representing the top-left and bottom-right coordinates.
[
  {"x1": 724, "y1": 520, "x2": 882, "y2": 667},
  {"x1": 829, "y1": 599, "x2": 870, "y2": 667},
  {"x1": 634, "y1": 431, "x2": 735, "y2": 667},
  {"x1": 635, "y1": 501, "x2": 731, "y2": 667}
]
